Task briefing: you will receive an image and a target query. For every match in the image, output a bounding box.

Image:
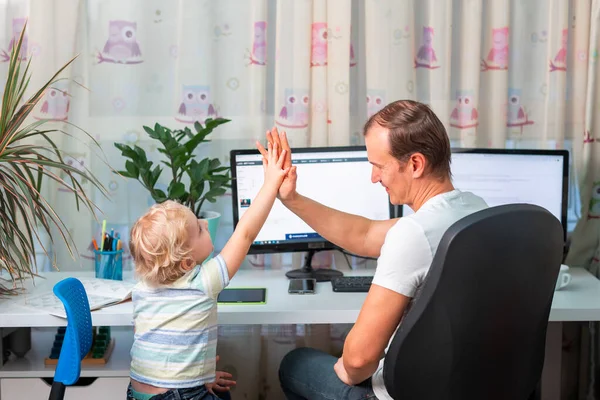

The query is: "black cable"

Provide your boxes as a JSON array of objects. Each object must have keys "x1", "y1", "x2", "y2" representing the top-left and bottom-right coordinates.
[
  {"x1": 336, "y1": 248, "x2": 378, "y2": 270},
  {"x1": 338, "y1": 248, "x2": 352, "y2": 269}
]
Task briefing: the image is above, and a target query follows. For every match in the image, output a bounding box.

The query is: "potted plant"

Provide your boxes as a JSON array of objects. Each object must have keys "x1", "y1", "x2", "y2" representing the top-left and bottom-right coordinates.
[
  {"x1": 0, "y1": 25, "x2": 107, "y2": 294},
  {"x1": 113, "y1": 119, "x2": 232, "y2": 243}
]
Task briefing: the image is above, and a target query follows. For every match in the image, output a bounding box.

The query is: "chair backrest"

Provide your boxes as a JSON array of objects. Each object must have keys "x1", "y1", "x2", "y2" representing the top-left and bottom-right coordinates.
[
  {"x1": 53, "y1": 277, "x2": 93, "y2": 386},
  {"x1": 383, "y1": 204, "x2": 564, "y2": 400}
]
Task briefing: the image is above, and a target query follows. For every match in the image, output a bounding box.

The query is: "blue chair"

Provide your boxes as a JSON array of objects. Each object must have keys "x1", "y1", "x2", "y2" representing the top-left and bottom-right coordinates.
[{"x1": 49, "y1": 278, "x2": 93, "y2": 400}]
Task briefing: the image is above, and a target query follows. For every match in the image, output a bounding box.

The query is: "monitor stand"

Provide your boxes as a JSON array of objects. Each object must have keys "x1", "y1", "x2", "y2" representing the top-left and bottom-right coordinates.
[{"x1": 285, "y1": 249, "x2": 343, "y2": 282}]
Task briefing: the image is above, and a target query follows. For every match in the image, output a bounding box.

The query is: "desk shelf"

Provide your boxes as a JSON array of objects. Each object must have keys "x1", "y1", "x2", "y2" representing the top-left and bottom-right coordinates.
[{"x1": 0, "y1": 327, "x2": 132, "y2": 378}]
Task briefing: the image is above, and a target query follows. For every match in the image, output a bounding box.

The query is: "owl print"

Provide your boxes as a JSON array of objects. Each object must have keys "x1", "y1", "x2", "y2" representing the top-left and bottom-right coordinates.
[
  {"x1": 482, "y1": 27, "x2": 509, "y2": 71},
  {"x1": 2, "y1": 17, "x2": 27, "y2": 62},
  {"x1": 415, "y1": 26, "x2": 439, "y2": 69},
  {"x1": 276, "y1": 89, "x2": 309, "y2": 129},
  {"x1": 588, "y1": 182, "x2": 600, "y2": 219},
  {"x1": 450, "y1": 91, "x2": 478, "y2": 129},
  {"x1": 506, "y1": 88, "x2": 534, "y2": 131},
  {"x1": 98, "y1": 20, "x2": 143, "y2": 64},
  {"x1": 311, "y1": 22, "x2": 328, "y2": 67},
  {"x1": 37, "y1": 84, "x2": 70, "y2": 121},
  {"x1": 175, "y1": 85, "x2": 217, "y2": 124},
  {"x1": 367, "y1": 90, "x2": 386, "y2": 118},
  {"x1": 550, "y1": 28, "x2": 568, "y2": 72},
  {"x1": 250, "y1": 21, "x2": 267, "y2": 65}
]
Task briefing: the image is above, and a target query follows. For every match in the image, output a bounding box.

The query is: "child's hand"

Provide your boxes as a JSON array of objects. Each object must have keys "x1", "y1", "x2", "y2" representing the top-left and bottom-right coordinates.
[
  {"x1": 262, "y1": 141, "x2": 290, "y2": 190},
  {"x1": 206, "y1": 370, "x2": 236, "y2": 394},
  {"x1": 257, "y1": 129, "x2": 297, "y2": 201}
]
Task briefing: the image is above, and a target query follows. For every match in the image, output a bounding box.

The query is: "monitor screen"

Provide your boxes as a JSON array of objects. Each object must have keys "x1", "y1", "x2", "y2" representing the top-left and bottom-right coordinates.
[
  {"x1": 400, "y1": 149, "x2": 569, "y2": 236},
  {"x1": 230, "y1": 146, "x2": 393, "y2": 253}
]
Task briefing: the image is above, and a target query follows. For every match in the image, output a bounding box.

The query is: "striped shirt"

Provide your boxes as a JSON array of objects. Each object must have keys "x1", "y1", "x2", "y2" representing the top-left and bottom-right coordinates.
[{"x1": 130, "y1": 255, "x2": 229, "y2": 388}]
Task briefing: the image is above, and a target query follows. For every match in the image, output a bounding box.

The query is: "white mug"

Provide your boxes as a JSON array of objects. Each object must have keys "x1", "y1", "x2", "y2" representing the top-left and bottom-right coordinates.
[{"x1": 555, "y1": 264, "x2": 572, "y2": 291}]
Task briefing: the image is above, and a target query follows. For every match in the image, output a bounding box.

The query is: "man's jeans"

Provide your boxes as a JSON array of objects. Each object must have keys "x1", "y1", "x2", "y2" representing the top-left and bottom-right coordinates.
[
  {"x1": 279, "y1": 347, "x2": 377, "y2": 400},
  {"x1": 127, "y1": 384, "x2": 232, "y2": 400}
]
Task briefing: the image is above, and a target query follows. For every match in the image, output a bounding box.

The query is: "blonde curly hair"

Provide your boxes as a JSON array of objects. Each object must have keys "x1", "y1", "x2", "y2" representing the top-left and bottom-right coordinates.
[{"x1": 129, "y1": 200, "x2": 194, "y2": 286}]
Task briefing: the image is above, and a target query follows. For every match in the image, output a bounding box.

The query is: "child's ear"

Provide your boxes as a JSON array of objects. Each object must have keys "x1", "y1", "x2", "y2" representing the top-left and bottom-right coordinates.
[{"x1": 183, "y1": 257, "x2": 195, "y2": 270}]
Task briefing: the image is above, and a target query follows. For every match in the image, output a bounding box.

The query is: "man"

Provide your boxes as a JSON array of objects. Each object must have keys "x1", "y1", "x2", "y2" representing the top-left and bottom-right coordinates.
[{"x1": 257, "y1": 100, "x2": 488, "y2": 400}]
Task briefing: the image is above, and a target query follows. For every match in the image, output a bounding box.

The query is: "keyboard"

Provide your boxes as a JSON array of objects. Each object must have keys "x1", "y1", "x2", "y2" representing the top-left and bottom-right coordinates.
[{"x1": 331, "y1": 276, "x2": 373, "y2": 293}]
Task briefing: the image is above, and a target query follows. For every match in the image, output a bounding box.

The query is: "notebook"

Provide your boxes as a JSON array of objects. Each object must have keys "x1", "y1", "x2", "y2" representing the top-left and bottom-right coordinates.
[{"x1": 16, "y1": 277, "x2": 135, "y2": 318}]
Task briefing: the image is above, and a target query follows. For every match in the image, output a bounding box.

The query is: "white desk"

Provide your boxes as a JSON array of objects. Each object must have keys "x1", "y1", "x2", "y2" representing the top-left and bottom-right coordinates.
[
  {"x1": 0, "y1": 266, "x2": 598, "y2": 400},
  {"x1": 546, "y1": 268, "x2": 600, "y2": 320},
  {"x1": 0, "y1": 267, "x2": 598, "y2": 327},
  {"x1": 0, "y1": 268, "x2": 373, "y2": 327}
]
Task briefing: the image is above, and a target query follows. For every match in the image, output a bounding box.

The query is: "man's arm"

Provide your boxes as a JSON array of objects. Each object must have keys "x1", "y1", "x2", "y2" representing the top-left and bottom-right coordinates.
[
  {"x1": 257, "y1": 129, "x2": 398, "y2": 258},
  {"x1": 340, "y1": 284, "x2": 410, "y2": 384},
  {"x1": 337, "y1": 218, "x2": 431, "y2": 385},
  {"x1": 283, "y1": 190, "x2": 398, "y2": 258}
]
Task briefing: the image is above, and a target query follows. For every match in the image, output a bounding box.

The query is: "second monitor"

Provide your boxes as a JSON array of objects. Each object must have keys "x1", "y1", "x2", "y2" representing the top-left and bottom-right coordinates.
[
  {"x1": 230, "y1": 146, "x2": 393, "y2": 281},
  {"x1": 399, "y1": 148, "x2": 569, "y2": 240}
]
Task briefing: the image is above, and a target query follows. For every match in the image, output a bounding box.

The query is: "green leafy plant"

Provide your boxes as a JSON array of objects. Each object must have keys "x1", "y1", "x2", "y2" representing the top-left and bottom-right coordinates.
[
  {"x1": 114, "y1": 119, "x2": 232, "y2": 217},
  {"x1": 0, "y1": 25, "x2": 107, "y2": 294}
]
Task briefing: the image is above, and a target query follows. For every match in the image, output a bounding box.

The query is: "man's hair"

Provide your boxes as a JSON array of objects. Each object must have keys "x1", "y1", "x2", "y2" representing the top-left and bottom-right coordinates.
[
  {"x1": 129, "y1": 200, "x2": 194, "y2": 286},
  {"x1": 363, "y1": 100, "x2": 451, "y2": 179}
]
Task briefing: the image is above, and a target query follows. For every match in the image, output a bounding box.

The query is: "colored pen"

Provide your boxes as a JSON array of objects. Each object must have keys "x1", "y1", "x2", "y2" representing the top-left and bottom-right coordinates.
[
  {"x1": 92, "y1": 239, "x2": 99, "y2": 251},
  {"x1": 100, "y1": 220, "x2": 107, "y2": 251},
  {"x1": 104, "y1": 233, "x2": 112, "y2": 251}
]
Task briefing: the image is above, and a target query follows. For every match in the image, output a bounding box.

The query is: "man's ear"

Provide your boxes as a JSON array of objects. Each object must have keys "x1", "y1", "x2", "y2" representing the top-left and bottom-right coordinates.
[{"x1": 409, "y1": 153, "x2": 427, "y2": 178}]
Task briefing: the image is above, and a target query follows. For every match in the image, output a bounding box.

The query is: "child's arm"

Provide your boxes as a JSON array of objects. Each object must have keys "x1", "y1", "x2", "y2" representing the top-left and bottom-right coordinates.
[{"x1": 220, "y1": 142, "x2": 289, "y2": 279}]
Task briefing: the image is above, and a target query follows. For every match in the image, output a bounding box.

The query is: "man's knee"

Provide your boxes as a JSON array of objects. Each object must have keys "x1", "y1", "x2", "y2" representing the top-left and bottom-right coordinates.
[
  {"x1": 279, "y1": 347, "x2": 320, "y2": 394},
  {"x1": 280, "y1": 347, "x2": 326, "y2": 382},
  {"x1": 280, "y1": 347, "x2": 312, "y2": 375}
]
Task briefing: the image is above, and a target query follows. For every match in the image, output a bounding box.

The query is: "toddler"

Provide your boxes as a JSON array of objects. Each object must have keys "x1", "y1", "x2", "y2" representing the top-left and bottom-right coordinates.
[{"x1": 127, "y1": 143, "x2": 289, "y2": 400}]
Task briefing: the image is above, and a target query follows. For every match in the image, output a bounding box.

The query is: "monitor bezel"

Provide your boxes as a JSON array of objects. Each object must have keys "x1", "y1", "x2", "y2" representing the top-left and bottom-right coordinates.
[
  {"x1": 230, "y1": 146, "x2": 395, "y2": 254},
  {"x1": 399, "y1": 147, "x2": 570, "y2": 240}
]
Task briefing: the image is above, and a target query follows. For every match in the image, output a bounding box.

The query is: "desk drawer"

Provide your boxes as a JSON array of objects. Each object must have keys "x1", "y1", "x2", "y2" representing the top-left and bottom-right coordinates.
[{"x1": 1, "y1": 377, "x2": 129, "y2": 399}]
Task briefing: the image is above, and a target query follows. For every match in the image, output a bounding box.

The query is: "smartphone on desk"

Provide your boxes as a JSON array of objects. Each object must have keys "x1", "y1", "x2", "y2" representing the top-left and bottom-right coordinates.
[{"x1": 288, "y1": 278, "x2": 316, "y2": 294}]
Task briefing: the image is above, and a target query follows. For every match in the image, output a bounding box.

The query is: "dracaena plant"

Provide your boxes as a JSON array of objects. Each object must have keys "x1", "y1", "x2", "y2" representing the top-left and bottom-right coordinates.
[
  {"x1": 114, "y1": 119, "x2": 232, "y2": 217},
  {"x1": 0, "y1": 25, "x2": 107, "y2": 294}
]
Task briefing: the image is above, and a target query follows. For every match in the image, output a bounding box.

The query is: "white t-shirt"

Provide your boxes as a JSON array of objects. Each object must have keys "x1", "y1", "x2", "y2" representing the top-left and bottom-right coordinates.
[{"x1": 371, "y1": 189, "x2": 488, "y2": 400}]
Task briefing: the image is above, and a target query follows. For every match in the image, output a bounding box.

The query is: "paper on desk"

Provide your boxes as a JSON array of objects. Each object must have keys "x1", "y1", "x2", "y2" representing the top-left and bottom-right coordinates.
[{"x1": 15, "y1": 277, "x2": 135, "y2": 318}]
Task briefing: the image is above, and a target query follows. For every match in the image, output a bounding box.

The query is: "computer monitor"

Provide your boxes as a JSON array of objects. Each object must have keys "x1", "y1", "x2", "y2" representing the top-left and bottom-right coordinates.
[
  {"x1": 400, "y1": 148, "x2": 569, "y2": 240},
  {"x1": 230, "y1": 146, "x2": 393, "y2": 281}
]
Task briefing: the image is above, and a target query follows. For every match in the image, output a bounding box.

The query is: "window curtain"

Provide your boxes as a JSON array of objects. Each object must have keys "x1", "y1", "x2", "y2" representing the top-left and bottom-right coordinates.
[{"x1": 2, "y1": 0, "x2": 600, "y2": 398}]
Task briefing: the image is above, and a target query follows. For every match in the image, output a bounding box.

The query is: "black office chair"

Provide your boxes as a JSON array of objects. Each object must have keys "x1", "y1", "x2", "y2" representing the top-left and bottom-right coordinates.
[{"x1": 383, "y1": 204, "x2": 564, "y2": 400}]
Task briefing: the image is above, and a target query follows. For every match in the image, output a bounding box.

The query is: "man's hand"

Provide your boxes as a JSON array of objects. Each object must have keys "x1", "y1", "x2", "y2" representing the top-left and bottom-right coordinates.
[
  {"x1": 334, "y1": 356, "x2": 356, "y2": 386},
  {"x1": 256, "y1": 127, "x2": 297, "y2": 201}
]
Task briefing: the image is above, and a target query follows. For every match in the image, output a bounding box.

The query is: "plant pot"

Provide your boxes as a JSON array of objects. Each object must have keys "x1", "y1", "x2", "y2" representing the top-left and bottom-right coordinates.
[{"x1": 199, "y1": 210, "x2": 221, "y2": 245}]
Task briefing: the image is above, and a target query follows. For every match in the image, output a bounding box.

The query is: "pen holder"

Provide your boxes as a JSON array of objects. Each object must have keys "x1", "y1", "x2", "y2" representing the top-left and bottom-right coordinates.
[{"x1": 94, "y1": 249, "x2": 124, "y2": 281}]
